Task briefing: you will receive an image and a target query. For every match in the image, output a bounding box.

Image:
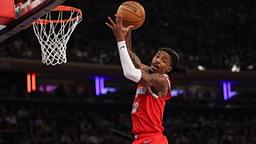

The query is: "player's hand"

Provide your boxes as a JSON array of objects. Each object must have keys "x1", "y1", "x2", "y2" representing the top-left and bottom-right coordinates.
[{"x1": 105, "y1": 14, "x2": 134, "y2": 41}]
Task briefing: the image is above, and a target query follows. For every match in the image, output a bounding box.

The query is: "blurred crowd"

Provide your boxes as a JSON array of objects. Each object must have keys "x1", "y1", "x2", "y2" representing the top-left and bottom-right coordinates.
[
  {"x1": 0, "y1": 71, "x2": 256, "y2": 144},
  {"x1": 0, "y1": 103, "x2": 131, "y2": 144},
  {"x1": 0, "y1": 77, "x2": 256, "y2": 144},
  {"x1": 1, "y1": 0, "x2": 256, "y2": 70},
  {"x1": 166, "y1": 111, "x2": 256, "y2": 144},
  {"x1": 0, "y1": 101, "x2": 255, "y2": 144}
]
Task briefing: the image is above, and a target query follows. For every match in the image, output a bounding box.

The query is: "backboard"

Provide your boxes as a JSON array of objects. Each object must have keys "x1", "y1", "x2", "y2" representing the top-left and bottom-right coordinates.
[{"x1": 0, "y1": 0, "x2": 66, "y2": 43}]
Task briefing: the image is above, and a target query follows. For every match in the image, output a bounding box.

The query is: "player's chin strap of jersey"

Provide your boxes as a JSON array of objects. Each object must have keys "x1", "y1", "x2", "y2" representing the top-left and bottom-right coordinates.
[{"x1": 117, "y1": 41, "x2": 142, "y2": 83}]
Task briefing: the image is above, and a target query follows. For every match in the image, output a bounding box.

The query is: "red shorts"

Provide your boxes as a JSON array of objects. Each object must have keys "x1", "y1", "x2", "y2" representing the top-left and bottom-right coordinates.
[{"x1": 132, "y1": 133, "x2": 168, "y2": 144}]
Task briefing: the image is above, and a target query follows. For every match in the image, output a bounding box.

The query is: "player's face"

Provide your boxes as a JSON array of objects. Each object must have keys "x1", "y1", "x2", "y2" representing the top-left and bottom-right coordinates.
[{"x1": 150, "y1": 51, "x2": 172, "y2": 74}]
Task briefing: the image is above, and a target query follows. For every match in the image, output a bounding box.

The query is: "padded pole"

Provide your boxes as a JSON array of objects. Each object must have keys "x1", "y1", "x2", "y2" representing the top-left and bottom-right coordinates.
[{"x1": 0, "y1": 0, "x2": 15, "y2": 25}]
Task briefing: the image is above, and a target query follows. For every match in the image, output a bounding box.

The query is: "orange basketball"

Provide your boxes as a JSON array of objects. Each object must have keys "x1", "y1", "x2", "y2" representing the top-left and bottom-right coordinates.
[{"x1": 116, "y1": 1, "x2": 145, "y2": 30}]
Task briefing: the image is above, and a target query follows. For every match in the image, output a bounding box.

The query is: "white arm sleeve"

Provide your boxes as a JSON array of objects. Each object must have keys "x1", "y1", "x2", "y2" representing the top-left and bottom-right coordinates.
[{"x1": 117, "y1": 41, "x2": 142, "y2": 83}]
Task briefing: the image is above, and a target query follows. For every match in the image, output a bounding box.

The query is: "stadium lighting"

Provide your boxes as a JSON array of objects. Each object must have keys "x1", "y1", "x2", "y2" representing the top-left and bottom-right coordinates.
[
  {"x1": 197, "y1": 65, "x2": 206, "y2": 71},
  {"x1": 231, "y1": 64, "x2": 240, "y2": 72},
  {"x1": 247, "y1": 64, "x2": 254, "y2": 70}
]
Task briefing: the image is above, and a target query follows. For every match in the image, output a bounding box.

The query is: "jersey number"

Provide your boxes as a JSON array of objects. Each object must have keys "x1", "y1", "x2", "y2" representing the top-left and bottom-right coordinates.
[{"x1": 131, "y1": 102, "x2": 139, "y2": 114}]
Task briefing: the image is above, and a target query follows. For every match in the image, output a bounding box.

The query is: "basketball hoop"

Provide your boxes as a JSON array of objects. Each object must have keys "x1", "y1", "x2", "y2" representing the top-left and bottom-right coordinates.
[{"x1": 33, "y1": 5, "x2": 82, "y2": 66}]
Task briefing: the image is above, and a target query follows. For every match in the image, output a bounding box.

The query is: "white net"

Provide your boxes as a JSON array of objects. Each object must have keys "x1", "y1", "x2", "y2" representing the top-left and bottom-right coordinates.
[{"x1": 33, "y1": 6, "x2": 82, "y2": 66}]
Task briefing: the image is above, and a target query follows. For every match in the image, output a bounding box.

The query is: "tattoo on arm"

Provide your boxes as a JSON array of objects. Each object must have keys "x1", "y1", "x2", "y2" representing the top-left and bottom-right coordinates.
[{"x1": 141, "y1": 72, "x2": 169, "y2": 96}]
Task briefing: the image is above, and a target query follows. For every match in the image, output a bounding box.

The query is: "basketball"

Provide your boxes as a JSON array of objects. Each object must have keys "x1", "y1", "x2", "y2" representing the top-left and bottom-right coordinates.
[{"x1": 116, "y1": 1, "x2": 145, "y2": 30}]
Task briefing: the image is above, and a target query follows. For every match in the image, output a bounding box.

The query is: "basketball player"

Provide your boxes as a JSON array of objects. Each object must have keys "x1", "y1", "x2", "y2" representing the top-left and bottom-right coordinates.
[{"x1": 106, "y1": 15, "x2": 186, "y2": 144}]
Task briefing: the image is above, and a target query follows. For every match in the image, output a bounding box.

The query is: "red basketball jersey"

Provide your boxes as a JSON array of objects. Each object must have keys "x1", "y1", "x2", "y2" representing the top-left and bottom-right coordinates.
[{"x1": 131, "y1": 74, "x2": 171, "y2": 134}]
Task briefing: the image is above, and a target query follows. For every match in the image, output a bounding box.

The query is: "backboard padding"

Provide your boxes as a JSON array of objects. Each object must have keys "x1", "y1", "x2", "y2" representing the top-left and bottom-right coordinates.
[{"x1": 0, "y1": 0, "x2": 66, "y2": 43}]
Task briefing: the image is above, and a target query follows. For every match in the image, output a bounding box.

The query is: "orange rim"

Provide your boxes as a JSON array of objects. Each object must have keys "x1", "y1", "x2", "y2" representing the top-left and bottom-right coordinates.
[{"x1": 33, "y1": 5, "x2": 82, "y2": 24}]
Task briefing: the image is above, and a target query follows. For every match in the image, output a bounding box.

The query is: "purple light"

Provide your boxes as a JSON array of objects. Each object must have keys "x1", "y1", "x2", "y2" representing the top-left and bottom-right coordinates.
[
  {"x1": 100, "y1": 77, "x2": 104, "y2": 94},
  {"x1": 227, "y1": 82, "x2": 231, "y2": 99},
  {"x1": 230, "y1": 91, "x2": 238, "y2": 98},
  {"x1": 38, "y1": 84, "x2": 57, "y2": 93},
  {"x1": 222, "y1": 81, "x2": 237, "y2": 100},
  {"x1": 171, "y1": 89, "x2": 184, "y2": 97},
  {"x1": 95, "y1": 76, "x2": 118, "y2": 96},
  {"x1": 95, "y1": 77, "x2": 100, "y2": 96},
  {"x1": 223, "y1": 82, "x2": 228, "y2": 100},
  {"x1": 46, "y1": 85, "x2": 57, "y2": 92}
]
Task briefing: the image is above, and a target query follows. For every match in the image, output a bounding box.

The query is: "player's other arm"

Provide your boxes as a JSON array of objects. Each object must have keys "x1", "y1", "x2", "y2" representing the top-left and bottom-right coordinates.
[
  {"x1": 126, "y1": 31, "x2": 150, "y2": 71},
  {"x1": 141, "y1": 72, "x2": 169, "y2": 96}
]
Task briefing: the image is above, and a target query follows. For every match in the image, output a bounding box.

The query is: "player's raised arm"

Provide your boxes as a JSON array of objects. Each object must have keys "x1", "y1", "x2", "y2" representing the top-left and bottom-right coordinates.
[{"x1": 106, "y1": 15, "x2": 142, "y2": 83}]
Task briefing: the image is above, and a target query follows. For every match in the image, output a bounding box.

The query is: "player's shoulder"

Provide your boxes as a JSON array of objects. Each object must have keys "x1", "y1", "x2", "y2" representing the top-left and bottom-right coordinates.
[{"x1": 150, "y1": 73, "x2": 169, "y2": 85}]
